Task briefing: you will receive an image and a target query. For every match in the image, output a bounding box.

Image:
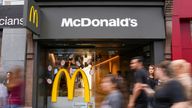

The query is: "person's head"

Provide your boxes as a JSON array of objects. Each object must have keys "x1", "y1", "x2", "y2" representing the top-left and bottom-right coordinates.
[
  {"x1": 170, "y1": 59, "x2": 191, "y2": 76},
  {"x1": 130, "y1": 56, "x2": 144, "y2": 70},
  {"x1": 8, "y1": 65, "x2": 23, "y2": 80},
  {"x1": 148, "y1": 65, "x2": 155, "y2": 76},
  {"x1": 6, "y1": 72, "x2": 10, "y2": 78},
  {"x1": 155, "y1": 60, "x2": 173, "y2": 80},
  {"x1": 101, "y1": 74, "x2": 119, "y2": 93}
]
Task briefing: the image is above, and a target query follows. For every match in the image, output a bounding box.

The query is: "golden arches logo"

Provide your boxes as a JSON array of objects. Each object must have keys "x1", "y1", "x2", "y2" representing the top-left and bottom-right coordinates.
[
  {"x1": 29, "y1": 5, "x2": 39, "y2": 28},
  {"x1": 51, "y1": 69, "x2": 90, "y2": 103}
]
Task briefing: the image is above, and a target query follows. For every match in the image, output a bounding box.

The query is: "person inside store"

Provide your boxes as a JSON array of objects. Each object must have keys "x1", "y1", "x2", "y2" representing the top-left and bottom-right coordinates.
[
  {"x1": 100, "y1": 74, "x2": 125, "y2": 108},
  {"x1": 138, "y1": 60, "x2": 187, "y2": 108},
  {"x1": 116, "y1": 70, "x2": 124, "y2": 84},
  {"x1": 128, "y1": 56, "x2": 148, "y2": 108},
  {"x1": 5, "y1": 66, "x2": 24, "y2": 108}
]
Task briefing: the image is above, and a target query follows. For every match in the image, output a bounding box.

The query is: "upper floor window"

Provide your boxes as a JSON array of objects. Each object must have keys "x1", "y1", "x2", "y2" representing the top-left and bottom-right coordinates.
[{"x1": 0, "y1": 0, "x2": 3, "y2": 5}]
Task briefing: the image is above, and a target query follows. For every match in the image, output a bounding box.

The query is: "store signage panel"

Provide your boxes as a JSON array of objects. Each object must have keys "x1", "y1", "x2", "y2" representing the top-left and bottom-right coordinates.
[
  {"x1": 23, "y1": 0, "x2": 40, "y2": 35},
  {"x1": 40, "y1": 7, "x2": 165, "y2": 39},
  {"x1": 61, "y1": 18, "x2": 138, "y2": 27},
  {"x1": 0, "y1": 5, "x2": 23, "y2": 28},
  {"x1": 35, "y1": 0, "x2": 164, "y2": 2}
]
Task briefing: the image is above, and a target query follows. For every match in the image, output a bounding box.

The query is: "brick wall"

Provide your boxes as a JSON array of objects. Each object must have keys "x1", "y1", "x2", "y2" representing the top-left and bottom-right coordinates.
[
  {"x1": 164, "y1": 0, "x2": 173, "y2": 60},
  {"x1": 25, "y1": 30, "x2": 34, "y2": 107}
]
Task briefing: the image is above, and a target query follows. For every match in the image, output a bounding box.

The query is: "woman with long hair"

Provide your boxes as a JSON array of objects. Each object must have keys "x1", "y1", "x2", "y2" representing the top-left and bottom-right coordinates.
[{"x1": 147, "y1": 65, "x2": 158, "y2": 108}]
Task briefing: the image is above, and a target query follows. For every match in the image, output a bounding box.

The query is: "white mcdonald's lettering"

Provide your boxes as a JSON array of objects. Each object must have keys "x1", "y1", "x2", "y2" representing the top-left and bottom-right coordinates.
[
  {"x1": 51, "y1": 69, "x2": 90, "y2": 102},
  {"x1": 29, "y1": 5, "x2": 39, "y2": 28}
]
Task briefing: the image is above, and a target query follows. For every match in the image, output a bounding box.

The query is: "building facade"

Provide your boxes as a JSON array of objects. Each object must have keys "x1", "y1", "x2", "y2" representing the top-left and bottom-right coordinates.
[
  {"x1": 0, "y1": 0, "x2": 177, "y2": 108},
  {"x1": 25, "y1": 0, "x2": 166, "y2": 107}
]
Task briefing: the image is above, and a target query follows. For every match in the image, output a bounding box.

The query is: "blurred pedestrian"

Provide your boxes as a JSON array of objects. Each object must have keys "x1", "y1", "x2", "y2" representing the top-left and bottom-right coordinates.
[
  {"x1": 100, "y1": 74, "x2": 124, "y2": 108},
  {"x1": 0, "y1": 71, "x2": 8, "y2": 108},
  {"x1": 170, "y1": 59, "x2": 192, "y2": 108},
  {"x1": 4, "y1": 72, "x2": 10, "y2": 86},
  {"x1": 5, "y1": 66, "x2": 24, "y2": 108},
  {"x1": 141, "y1": 61, "x2": 187, "y2": 108},
  {"x1": 128, "y1": 56, "x2": 148, "y2": 108}
]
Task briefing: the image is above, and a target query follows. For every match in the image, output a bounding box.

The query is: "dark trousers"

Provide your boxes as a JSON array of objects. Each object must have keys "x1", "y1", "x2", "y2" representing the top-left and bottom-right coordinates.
[
  {"x1": 148, "y1": 97, "x2": 155, "y2": 108},
  {"x1": 135, "y1": 103, "x2": 148, "y2": 108}
]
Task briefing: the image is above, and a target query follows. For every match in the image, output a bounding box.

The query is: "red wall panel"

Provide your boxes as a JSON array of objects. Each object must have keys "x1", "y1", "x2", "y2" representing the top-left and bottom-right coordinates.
[
  {"x1": 173, "y1": 0, "x2": 192, "y2": 18},
  {"x1": 172, "y1": 0, "x2": 192, "y2": 74}
]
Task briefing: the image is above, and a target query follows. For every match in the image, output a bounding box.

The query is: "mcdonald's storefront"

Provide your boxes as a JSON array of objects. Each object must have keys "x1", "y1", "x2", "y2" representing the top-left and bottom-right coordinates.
[{"x1": 22, "y1": 0, "x2": 166, "y2": 108}]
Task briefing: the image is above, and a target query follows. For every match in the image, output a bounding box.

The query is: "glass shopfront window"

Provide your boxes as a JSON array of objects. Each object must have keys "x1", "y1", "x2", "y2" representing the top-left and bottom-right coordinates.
[{"x1": 35, "y1": 40, "x2": 158, "y2": 108}]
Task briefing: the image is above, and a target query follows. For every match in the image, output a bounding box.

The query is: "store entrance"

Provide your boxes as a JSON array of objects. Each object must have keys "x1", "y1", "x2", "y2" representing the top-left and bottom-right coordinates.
[{"x1": 35, "y1": 39, "x2": 162, "y2": 108}]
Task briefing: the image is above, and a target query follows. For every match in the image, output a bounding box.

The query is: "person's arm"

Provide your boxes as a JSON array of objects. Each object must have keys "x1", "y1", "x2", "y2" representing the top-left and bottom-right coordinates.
[
  {"x1": 142, "y1": 84, "x2": 155, "y2": 97},
  {"x1": 171, "y1": 101, "x2": 189, "y2": 108},
  {"x1": 128, "y1": 83, "x2": 142, "y2": 108}
]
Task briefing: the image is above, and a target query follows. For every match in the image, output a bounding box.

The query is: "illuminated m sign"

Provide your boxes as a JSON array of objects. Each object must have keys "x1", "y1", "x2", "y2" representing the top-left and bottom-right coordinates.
[
  {"x1": 29, "y1": 5, "x2": 39, "y2": 28},
  {"x1": 51, "y1": 69, "x2": 90, "y2": 102}
]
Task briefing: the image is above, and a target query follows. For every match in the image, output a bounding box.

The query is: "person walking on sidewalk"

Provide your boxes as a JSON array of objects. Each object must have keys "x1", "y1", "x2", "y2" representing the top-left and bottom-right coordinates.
[{"x1": 128, "y1": 56, "x2": 148, "y2": 108}]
